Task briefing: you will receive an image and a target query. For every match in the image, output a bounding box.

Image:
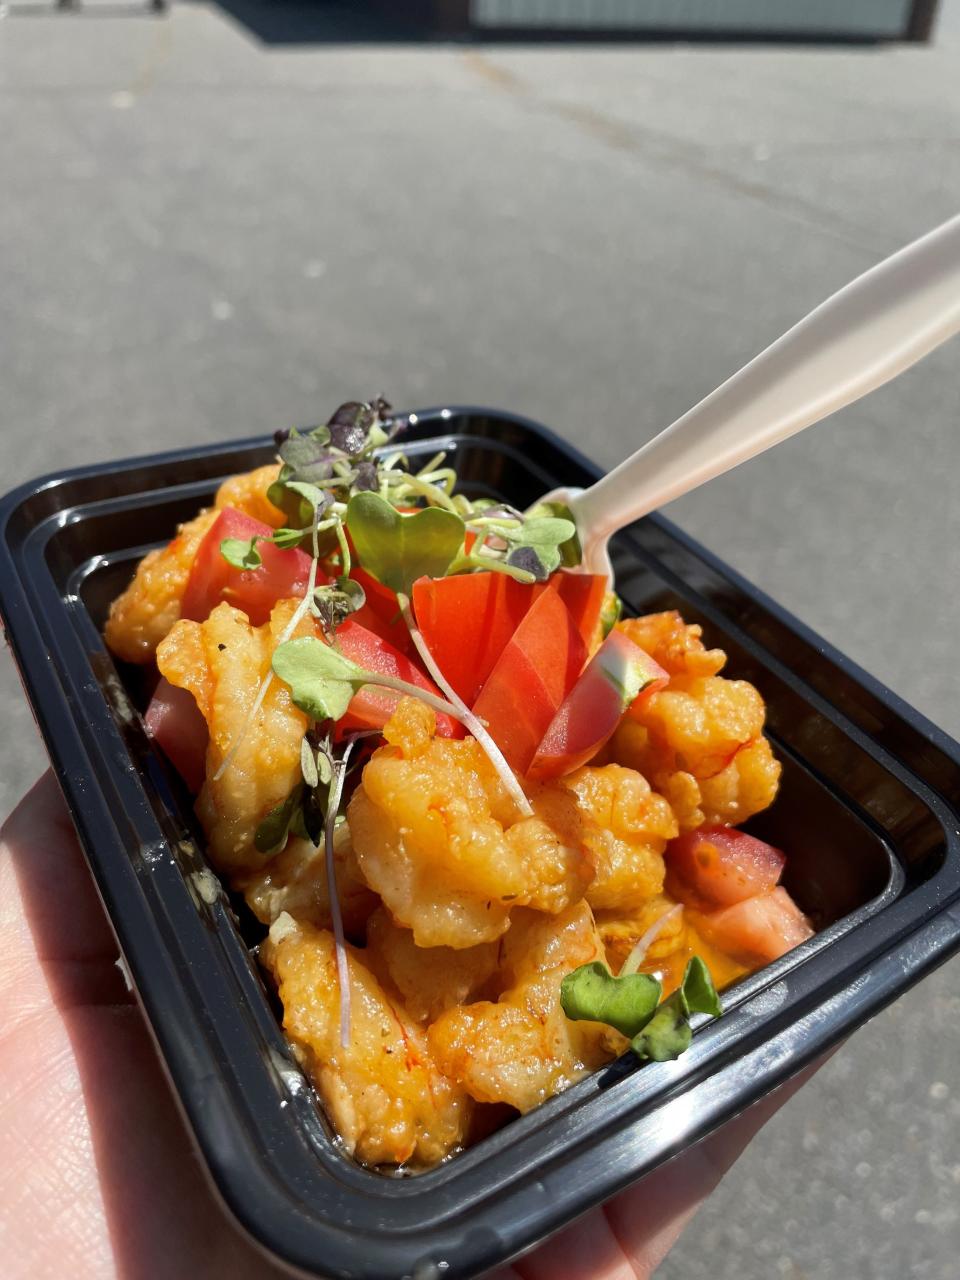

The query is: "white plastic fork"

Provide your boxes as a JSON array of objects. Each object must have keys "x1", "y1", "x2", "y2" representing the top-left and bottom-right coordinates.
[{"x1": 543, "y1": 213, "x2": 960, "y2": 580}]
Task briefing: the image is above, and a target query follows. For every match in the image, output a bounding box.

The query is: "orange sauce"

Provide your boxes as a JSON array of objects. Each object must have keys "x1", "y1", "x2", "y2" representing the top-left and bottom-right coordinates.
[{"x1": 639, "y1": 921, "x2": 750, "y2": 997}]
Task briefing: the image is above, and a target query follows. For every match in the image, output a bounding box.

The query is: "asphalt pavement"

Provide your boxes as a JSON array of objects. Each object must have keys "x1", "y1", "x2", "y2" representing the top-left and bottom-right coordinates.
[{"x1": 2, "y1": 3, "x2": 959, "y2": 1276}]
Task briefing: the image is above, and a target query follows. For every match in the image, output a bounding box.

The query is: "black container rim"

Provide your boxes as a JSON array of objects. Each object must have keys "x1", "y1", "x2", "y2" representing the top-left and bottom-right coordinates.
[{"x1": 2, "y1": 406, "x2": 959, "y2": 1280}]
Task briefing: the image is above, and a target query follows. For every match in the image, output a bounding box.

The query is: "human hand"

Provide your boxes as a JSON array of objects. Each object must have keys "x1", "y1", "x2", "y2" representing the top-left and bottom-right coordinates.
[{"x1": 0, "y1": 773, "x2": 821, "y2": 1279}]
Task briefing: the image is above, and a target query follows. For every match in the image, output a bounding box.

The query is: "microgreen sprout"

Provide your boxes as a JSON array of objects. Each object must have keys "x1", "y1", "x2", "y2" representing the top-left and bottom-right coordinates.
[{"x1": 561, "y1": 953, "x2": 722, "y2": 1064}]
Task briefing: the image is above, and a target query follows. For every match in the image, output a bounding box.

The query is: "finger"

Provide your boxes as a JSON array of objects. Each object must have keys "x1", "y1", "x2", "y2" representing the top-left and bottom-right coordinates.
[
  {"x1": 603, "y1": 1055, "x2": 831, "y2": 1276},
  {"x1": 511, "y1": 1207, "x2": 637, "y2": 1280},
  {"x1": 488, "y1": 1054, "x2": 832, "y2": 1280},
  {"x1": 1, "y1": 772, "x2": 128, "y2": 1024},
  {"x1": 1, "y1": 771, "x2": 118, "y2": 962}
]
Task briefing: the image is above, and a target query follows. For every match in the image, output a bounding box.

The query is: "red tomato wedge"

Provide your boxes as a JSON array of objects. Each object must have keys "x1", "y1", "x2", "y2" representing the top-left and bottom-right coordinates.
[
  {"x1": 552, "y1": 571, "x2": 608, "y2": 650},
  {"x1": 471, "y1": 588, "x2": 587, "y2": 775},
  {"x1": 412, "y1": 573, "x2": 542, "y2": 705},
  {"x1": 665, "y1": 826, "x2": 786, "y2": 908},
  {"x1": 411, "y1": 569, "x2": 606, "y2": 706},
  {"x1": 145, "y1": 677, "x2": 209, "y2": 793},
  {"x1": 528, "y1": 629, "x2": 668, "y2": 780},
  {"x1": 333, "y1": 617, "x2": 462, "y2": 739},
  {"x1": 348, "y1": 564, "x2": 412, "y2": 653},
  {"x1": 694, "y1": 887, "x2": 814, "y2": 964},
  {"x1": 181, "y1": 508, "x2": 317, "y2": 627}
]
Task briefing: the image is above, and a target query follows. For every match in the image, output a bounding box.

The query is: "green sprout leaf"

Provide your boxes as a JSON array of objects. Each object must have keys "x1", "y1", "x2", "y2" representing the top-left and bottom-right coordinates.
[
  {"x1": 220, "y1": 536, "x2": 263, "y2": 570},
  {"x1": 560, "y1": 961, "x2": 663, "y2": 1038},
  {"x1": 254, "y1": 783, "x2": 305, "y2": 855},
  {"x1": 503, "y1": 516, "x2": 577, "y2": 581},
  {"x1": 272, "y1": 636, "x2": 369, "y2": 723},
  {"x1": 346, "y1": 492, "x2": 465, "y2": 596},
  {"x1": 284, "y1": 479, "x2": 330, "y2": 514},
  {"x1": 680, "y1": 954, "x2": 723, "y2": 1017},
  {"x1": 524, "y1": 501, "x2": 582, "y2": 568},
  {"x1": 300, "y1": 736, "x2": 320, "y2": 789},
  {"x1": 630, "y1": 957, "x2": 722, "y2": 1062}
]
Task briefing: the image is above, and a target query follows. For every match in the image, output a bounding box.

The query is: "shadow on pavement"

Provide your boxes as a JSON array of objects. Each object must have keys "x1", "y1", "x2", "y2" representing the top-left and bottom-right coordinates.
[{"x1": 206, "y1": 0, "x2": 434, "y2": 44}]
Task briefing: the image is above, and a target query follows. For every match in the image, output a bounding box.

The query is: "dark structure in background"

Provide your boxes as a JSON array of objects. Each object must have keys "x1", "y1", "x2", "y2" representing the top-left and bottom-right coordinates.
[
  {"x1": 420, "y1": 0, "x2": 940, "y2": 41},
  {"x1": 188, "y1": 0, "x2": 940, "y2": 46}
]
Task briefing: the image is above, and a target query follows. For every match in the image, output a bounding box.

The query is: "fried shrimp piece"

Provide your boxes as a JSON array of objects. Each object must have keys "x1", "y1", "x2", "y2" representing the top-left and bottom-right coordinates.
[
  {"x1": 364, "y1": 906, "x2": 501, "y2": 1024},
  {"x1": 636, "y1": 675, "x2": 766, "y2": 779},
  {"x1": 561, "y1": 764, "x2": 675, "y2": 912},
  {"x1": 263, "y1": 915, "x2": 471, "y2": 1167},
  {"x1": 616, "y1": 711, "x2": 783, "y2": 829},
  {"x1": 104, "y1": 509, "x2": 217, "y2": 663},
  {"x1": 237, "y1": 825, "x2": 378, "y2": 939},
  {"x1": 104, "y1": 465, "x2": 284, "y2": 664},
  {"x1": 617, "y1": 612, "x2": 726, "y2": 680},
  {"x1": 698, "y1": 737, "x2": 781, "y2": 826},
  {"x1": 214, "y1": 463, "x2": 285, "y2": 528},
  {"x1": 348, "y1": 699, "x2": 593, "y2": 950},
  {"x1": 428, "y1": 903, "x2": 621, "y2": 1112},
  {"x1": 157, "y1": 600, "x2": 309, "y2": 873},
  {"x1": 595, "y1": 894, "x2": 688, "y2": 975}
]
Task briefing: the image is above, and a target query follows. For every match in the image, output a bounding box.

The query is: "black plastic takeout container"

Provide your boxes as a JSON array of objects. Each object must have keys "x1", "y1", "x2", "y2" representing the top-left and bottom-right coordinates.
[{"x1": 2, "y1": 408, "x2": 960, "y2": 1279}]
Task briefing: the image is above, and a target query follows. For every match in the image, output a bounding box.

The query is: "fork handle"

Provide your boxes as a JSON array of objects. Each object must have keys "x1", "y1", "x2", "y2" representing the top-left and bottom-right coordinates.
[{"x1": 571, "y1": 213, "x2": 960, "y2": 562}]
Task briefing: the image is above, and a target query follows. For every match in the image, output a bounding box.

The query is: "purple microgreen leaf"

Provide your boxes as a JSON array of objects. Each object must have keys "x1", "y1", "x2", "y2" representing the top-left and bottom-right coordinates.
[{"x1": 353, "y1": 460, "x2": 379, "y2": 492}]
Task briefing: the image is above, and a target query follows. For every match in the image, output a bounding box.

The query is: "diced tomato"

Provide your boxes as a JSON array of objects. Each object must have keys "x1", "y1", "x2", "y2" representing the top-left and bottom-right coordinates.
[
  {"x1": 623, "y1": 654, "x2": 670, "y2": 720},
  {"x1": 181, "y1": 508, "x2": 317, "y2": 627},
  {"x1": 666, "y1": 826, "x2": 786, "y2": 908},
  {"x1": 471, "y1": 589, "x2": 586, "y2": 775},
  {"x1": 348, "y1": 564, "x2": 412, "y2": 653},
  {"x1": 528, "y1": 629, "x2": 668, "y2": 780},
  {"x1": 411, "y1": 569, "x2": 606, "y2": 706},
  {"x1": 551, "y1": 571, "x2": 608, "y2": 650},
  {"x1": 412, "y1": 573, "x2": 542, "y2": 705},
  {"x1": 694, "y1": 887, "x2": 814, "y2": 964},
  {"x1": 333, "y1": 617, "x2": 462, "y2": 739},
  {"x1": 145, "y1": 677, "x2": 209, "y2": 793}
]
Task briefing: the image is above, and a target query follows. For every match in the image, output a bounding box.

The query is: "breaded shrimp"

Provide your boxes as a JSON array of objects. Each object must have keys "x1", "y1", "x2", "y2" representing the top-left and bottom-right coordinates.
[
  {"x1": 104, "y1": 463, "x2": 285, "y2": 664},
  {"x1": 609, "y1": 719, "x2": 780, "y2": 832},
  {"x1": 595, "y1": 893, "x2": 688, "y2": 975},
  {"x1": 348, "y1": 699, "x2": 593, "y2": 949},
  {"x1": 632, "y1": 674, "x2": 766, "y2": 780},
  {"x1": 262, "y1": 914, "x2": 471, "y2": 1167},
  {"x1": 214, "y1": 463, "x2": 285, "y2": 528},
  {"x1": 617, "y1": 611, "x2": 726, "y2": 680},
  {"x1": 157, "y1": 599, "x2": 309, "y2": 873},
  {"x1": 562, "y1": 763, "x2": 675, "y2": 911},
  {"x1": 364, "y1": 906, "x2": 500, "y2": 1024},
  {"x1": 237, "y1": 824, "x2": 378, "y2": 940},
  {"x1": 428, "y1": 903, "x2": 621, "y2": 1112},
  {"x1": 104, "y1": 509, "x2": 217, "y2": 663}
]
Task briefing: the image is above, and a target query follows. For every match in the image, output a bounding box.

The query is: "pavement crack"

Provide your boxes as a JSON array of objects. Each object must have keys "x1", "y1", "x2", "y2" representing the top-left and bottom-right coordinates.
[
  {"x1": 125, "y1": 11, "x2": 173, "y2": 100},
  {"x1": 462, "y1": 50, "x2": 892, "y2": 258}
]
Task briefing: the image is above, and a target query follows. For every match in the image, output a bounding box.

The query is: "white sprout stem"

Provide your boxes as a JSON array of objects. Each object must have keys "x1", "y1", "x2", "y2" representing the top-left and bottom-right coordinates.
[
  {"x1": 620, "y1": 904, "x2": 684, "y2": 976},
  {"x1": 325, "y1": 742, "x2": 356, "y2": 1049},
  {"x1": 334, "y1": 517, "x2": 352, "y2": 577},
  {"x1": 416, "y1": 451, "x2": 447, "y2": 476},
  {"x1": 383, "y1": 470, "x2": 459, "y2": 512},
  {"x1": 213, "y1": 505, "x2": 326, "y2": 783},
  {"x1": 445, "y1": 551, "x2": 536, "y2": 584},
  {"x1": 395, "y1": 593, "x2": 533, "y2": 817}
]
